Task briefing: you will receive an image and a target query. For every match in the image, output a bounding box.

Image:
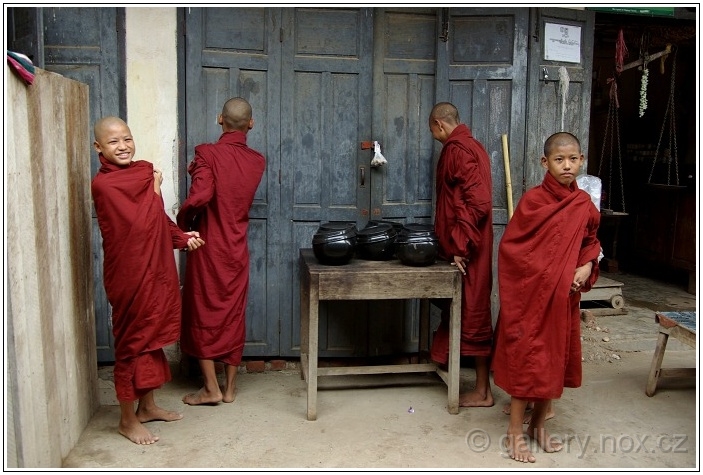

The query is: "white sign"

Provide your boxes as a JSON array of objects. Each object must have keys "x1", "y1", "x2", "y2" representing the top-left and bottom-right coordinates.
[{"x1": 544, "y1": 22, "x2": 581, "y2": 63}]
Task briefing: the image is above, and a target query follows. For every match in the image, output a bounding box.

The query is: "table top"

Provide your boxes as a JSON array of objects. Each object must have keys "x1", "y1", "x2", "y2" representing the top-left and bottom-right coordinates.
[
  {"x1": 655, "y1": 311, "x2": 696, "y2": 334},
  {"x1": 299, "y1": 248, "x2": 461, "y2": 300},
  {"x1": 300, "y1": 248, "x2": 459, "y2": 276}
]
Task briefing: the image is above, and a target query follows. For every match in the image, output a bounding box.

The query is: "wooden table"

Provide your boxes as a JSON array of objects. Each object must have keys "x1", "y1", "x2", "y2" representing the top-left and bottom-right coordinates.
[
  {"x1": 645, "y1": 311, "x2": 696, "y2": 396},
  {"x1": 299, "y1": 248, "x2": 462, "y2": 421}
]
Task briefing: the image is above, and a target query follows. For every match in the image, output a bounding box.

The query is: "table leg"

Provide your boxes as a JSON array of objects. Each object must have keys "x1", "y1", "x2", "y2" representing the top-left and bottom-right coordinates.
[
  {"x1": 645, "y1": 329, "x2": 669, "y2": 397},
  {"x1": 306, "y1": 281, "x2": 320, "y2": 421},
  {"x1": 447, "y1": 294, "x2": 461, "y2": 414}
]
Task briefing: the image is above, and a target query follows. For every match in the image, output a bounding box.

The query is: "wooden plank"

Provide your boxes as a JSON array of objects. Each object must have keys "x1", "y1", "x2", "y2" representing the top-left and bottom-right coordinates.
[
  {"x1": 645, "y1": 331, "x2": 668, "y2": 397},
  {"x1": 318, "y1": 363, "x2": 436, "y2": 376}
]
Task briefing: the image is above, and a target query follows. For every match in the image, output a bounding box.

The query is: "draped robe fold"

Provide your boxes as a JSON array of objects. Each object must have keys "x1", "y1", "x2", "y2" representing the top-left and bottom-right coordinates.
[
  {"x1": 430, "y1": 124, "x2": 494, "y2": 364},
  {"x1": 178, "y1": 131, "x2": 265, "y2": 366},
  {"x1": 92, "y1": 155, "x2": 189, "y2": 401},
  {"x1": 491, "y1": 172, "x2": 601, "y2": 399}
]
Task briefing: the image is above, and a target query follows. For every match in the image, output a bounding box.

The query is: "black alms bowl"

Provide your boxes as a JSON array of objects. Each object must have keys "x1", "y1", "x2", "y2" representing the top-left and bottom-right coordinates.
[
  {"x1": 356, "y1": 223, "x2": 397, "y2": 261},
  {"x1": 395, "y1": 223, "x2": 438, "y2": 266},
  {"x1": 312, "y1": 223, "x2": 357, "y2": 265}
]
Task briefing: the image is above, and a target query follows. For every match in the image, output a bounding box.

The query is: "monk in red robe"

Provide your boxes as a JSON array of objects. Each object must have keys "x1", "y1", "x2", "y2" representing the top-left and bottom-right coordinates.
[
  {"x1": 91, "y1": 116, "x2": 204, "y2": 445},
  {"x1": 178, "y1": 97, "x2": 266, "y2": 405},
  {"x1": 491, "y1": 132, "x2": 601, "y2": 462},
  {"x1": 428, "y1": 102, "x2": 495, "y2": 407}
]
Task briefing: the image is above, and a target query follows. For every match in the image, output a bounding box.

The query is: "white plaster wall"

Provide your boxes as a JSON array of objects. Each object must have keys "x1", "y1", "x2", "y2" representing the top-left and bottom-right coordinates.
[{"x1": 125, "y1": 7, "x2": 180, "y2": 221}]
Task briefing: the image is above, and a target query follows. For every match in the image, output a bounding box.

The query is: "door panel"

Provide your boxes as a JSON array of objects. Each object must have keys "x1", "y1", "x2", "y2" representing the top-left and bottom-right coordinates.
[
  {"x1": 184, "y1": 7, "x2": 281, "y2": 356},
  {"x1": 279, "y1": 7, "x2": 374, "y2": 356},
  {"x1": 372, "y1": 8, "x2": 437, "y2": 222},
  {"x1": 524, "y1": 8, "x2": 595, "y2": 190},
  {"x1": 439, "y1": 7, "x2": 530, "y2": 321}
]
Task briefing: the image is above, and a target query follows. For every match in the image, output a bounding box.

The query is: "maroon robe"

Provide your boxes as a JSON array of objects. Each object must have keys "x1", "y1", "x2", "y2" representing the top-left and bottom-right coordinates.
[
  {"x1": 177, "y1": 131, "x2": 265, "y2": 366},
  {"x1": 491, "y1": 171, "x2": 601, "y2": 400},
  {"x1": 430, "y1": 124, "x2": 494, "y2": 364},
  {"x1": 91, "y1": 155, "x2": 190, "y2": 401}
]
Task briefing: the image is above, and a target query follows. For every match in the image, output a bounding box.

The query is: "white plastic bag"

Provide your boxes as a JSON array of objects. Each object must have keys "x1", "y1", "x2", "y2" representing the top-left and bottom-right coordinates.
[
  {"x1": 576, "y1": 174, "x2": 604, "y2": 262},
  {"x1": 576, "y1": 174, "x2": 602, "y2": 211},
  {"x1": 370, "y1": 141, "x2": 387, "y2": 167}
]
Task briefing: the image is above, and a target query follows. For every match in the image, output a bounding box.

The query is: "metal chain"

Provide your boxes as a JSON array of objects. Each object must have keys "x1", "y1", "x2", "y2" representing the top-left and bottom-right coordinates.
[
  {"x1": 649, "y1": 49, "x2": 679, "y2": 185},
  {"x1": 615, "y1": 98, "x2": 626, "y2": 212},
  {"x1": 599, "y1": 78, "x2": 625, "y2": 212}
]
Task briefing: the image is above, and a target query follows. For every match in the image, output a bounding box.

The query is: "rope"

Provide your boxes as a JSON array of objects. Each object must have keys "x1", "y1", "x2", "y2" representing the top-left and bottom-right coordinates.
[{"x1": 559, "y1": 66, "x2": 569, "y2": 131}]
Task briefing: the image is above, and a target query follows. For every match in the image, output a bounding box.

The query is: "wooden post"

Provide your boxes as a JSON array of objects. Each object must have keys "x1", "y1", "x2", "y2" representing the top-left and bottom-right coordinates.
[{"x1": 502, "y1": 134, "x2": 514, "y2": 219}]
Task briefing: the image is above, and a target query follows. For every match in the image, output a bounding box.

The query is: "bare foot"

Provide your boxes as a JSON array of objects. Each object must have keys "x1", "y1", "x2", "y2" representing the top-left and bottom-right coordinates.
[
  {"x1": 220, "y1": 385, "x2": 238, "y2": 404},
  {"x1": 459, "y1": 389, "x2": 494, "y2": 407},
  {"x1": 527, "y1": 426, "x2": 564, "y2": 453},
  {"x1": 136, "y1": 405, "x2": 183, "y2": 423},
  {"x1": 182, "y1": 387, "x2": 222, "y2": 406},
  {"x1": 504, "y1": 432, "x2": 535, "y2": 463},
  {"x1": 118, "y1": 420, "x2": 159, "y2": 445}
]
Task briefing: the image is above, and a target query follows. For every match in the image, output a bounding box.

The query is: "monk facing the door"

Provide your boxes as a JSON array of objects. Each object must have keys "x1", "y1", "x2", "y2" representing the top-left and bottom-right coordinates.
[
  {"x1": 178, "y1": 97, "x2": 266, "y2": 406},
  {"x1": 428, "y1": 102, "x2": 495, "y2": 408}
]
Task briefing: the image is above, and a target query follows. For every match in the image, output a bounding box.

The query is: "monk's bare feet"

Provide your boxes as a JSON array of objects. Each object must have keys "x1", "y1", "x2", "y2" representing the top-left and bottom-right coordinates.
[
  {"x1": 504, "y1": 432, "x2": 535, "y2": 463},
  {"x1": 522, "y1": 407, "x2": 555, "y2": 424},
  {"x1": 136, "y1": 405, "x2": 183, "y2": 423},
  {"x1": 459, "y1": 389, "x2": 494, "y2": 407},
  {"x1": 502, "y1": 402, "x2": 554, "y2": 423},
  {"x1": 119, "y1": 420, "x2": 159, "y2": 445},
  {"x1": 182, "y1": 387, "x2": 222, "y2": 406},
  {"x1": 220, "y1": 385, "x2": 238, "y2": 404},
  {"x1": 527, "y1": 426, "x2": 563, "y2": 453}
]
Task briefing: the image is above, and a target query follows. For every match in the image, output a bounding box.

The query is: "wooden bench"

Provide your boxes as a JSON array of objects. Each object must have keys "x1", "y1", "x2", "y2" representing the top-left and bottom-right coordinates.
[
  {"x1": 645, "y1": 311, "x2": 696, "y2": 396},
  {"x1": 299, "y1": 248, "x2": 462, "y2": 421}
]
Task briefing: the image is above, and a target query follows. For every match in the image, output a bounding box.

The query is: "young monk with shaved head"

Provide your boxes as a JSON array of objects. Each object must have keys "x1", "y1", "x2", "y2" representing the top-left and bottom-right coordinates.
[
  {"x1": 428, "y1": 102, "x2": 495, "y2": 408},
  {"x1": 492, "y1": 132, "x2": 601, "y2": 462},
  {"x1": 178, "y1": 97, "x2": 266, "y2": 406},
  {"x1": 91, "y1": 116, "x2": 205, "y2": 444}
]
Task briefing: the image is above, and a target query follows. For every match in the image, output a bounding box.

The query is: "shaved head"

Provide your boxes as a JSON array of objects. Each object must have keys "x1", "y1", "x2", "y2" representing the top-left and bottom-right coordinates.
[
  {"x1": 429, "y1": 102, "x2": 460, "y2": 126},
  {"x1": 94, "y1": 116, "x2": 130, "y2": 142},
  {"x1": 221, "y1": 97, "x2": 253, "y2": 132},
  {"x1": 544, "y1": 132, "x2": 581, "y2": 156}
]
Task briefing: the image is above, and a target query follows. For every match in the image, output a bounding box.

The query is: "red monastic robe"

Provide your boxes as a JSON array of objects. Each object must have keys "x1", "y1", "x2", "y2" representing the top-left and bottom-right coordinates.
[
  {"x1": 491, "y1": 171, "x2": 601, "y2": 400},
  {"x1": 430, "y1": 124, "x2": 494, "y2": 364},
  {"x1": 92, "y1": 155, "x2": 190, "y2": 401},
  {"x1": 177, "y1": 131, "x2": 265, "y2": 366}
]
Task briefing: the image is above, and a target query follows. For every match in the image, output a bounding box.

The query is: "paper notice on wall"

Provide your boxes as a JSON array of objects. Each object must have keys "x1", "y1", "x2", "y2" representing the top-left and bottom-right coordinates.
[{"x1": 544, "y1": 22, "x2": 581, "y2": 63}]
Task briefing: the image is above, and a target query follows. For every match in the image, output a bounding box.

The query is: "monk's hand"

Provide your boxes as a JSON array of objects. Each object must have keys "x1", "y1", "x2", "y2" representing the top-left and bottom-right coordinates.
[
  {"x1": 153, "y1": 169, "x2": 163, "y2": 195},
  {"x1": 571, "y1": 262, "x2": 593, "y2": 292},
  {"x1": 184, "y1": 231, "x2": 205, "y2": 251},
  {"x1": 451, "y1": 255, "x2": 468, "y2": 275}
]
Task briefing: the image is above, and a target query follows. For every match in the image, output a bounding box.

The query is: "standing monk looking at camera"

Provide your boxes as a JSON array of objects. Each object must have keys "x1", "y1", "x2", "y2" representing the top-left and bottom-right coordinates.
[
  {"x1": 91, "y1": 116, "x2": 205, "y2": 444},
  {"x1": 428, "y1": 102, "x2": 495, "y2": 407},
  {"x1": 178, "y1": 97, "x2": 266, "y2": 405}
]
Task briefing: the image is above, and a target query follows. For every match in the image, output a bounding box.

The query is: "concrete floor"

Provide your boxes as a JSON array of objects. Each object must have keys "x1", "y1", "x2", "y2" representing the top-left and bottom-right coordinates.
[{"x1": 63, "y1": 270, "x2": 698, "y2": 469}]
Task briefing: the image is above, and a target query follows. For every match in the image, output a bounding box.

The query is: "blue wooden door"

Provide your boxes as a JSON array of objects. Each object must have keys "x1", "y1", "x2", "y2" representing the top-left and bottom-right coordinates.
[
  {"x1": 184, "y1": 7, "x2": 532, "y2": 357},
  {"x1": 184, "y1": 7, "x2": 282, "y2": 356},
  {"x1": 7, "y1": 7, "x2": 127, "y2": 363}
]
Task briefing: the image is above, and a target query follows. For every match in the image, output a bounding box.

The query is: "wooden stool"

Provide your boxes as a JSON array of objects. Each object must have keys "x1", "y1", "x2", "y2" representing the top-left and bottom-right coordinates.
[{"x1": 645, "y1": 311, "x2": 696, "y2": 396}]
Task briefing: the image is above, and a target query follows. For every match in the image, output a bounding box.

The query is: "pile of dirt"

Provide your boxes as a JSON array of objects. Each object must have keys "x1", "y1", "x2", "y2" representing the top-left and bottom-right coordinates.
[{"x1": 580, "y1": 310, "x2": 622, "y2": 365}]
